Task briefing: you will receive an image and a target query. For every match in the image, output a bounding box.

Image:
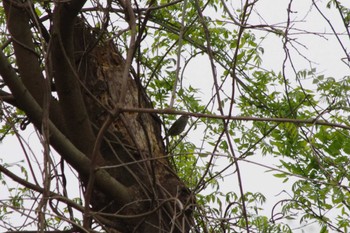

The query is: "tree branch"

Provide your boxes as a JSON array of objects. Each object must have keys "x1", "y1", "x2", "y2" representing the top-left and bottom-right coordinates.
[
  {"x1": 3, "y1": 0, "x2": 44, "y2": 102},
  {"x1": 120, "y1": 107, "x2": 350, "y2": 130},
  {"x1": 0, "y1": 49, "x2": 131, "y2": 206},
  {"x1": 3, "y1": 0, "x2": 65, "y2": 132},
  {"x1": 51, "y1": 2, "x2": 96, "y2": 155}
]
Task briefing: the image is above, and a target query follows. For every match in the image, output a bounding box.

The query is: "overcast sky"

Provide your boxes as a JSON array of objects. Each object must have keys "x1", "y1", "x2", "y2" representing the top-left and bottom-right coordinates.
[{"x1": 1, "y1": 0, "x2": 350, "y2": 232}]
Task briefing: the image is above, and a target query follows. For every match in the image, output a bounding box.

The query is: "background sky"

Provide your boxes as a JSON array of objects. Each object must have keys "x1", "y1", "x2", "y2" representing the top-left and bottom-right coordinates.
[
  {"x1": 1, "y1": 0, "x2": 350, "y2": 232},
  {"x1": 184, "y1": 0, "x2": 350, "y2": 231}
]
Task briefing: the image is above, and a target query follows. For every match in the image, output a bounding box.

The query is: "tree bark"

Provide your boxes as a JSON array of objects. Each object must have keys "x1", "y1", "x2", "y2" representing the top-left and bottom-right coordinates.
[
  {"x1": 73, "y1": 20, "x2": 194, "y2": 232},
  {"x1": 1, "y1": 1, "x2": 194, "y2": 232}
]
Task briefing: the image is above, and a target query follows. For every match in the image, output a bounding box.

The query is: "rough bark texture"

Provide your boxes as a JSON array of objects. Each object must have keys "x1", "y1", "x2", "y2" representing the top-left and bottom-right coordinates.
[
  {"x1": 1, "y1": 1, "x2": 194, "y2": 232},
  {"x1": 72, "y1": 20, "x2": 194, "y2": 232}
]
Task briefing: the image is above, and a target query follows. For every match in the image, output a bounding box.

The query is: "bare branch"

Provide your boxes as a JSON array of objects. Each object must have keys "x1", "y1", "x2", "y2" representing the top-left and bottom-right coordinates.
[{"x1": 0, "y1": 49, "x2": 131, "y2": 206}]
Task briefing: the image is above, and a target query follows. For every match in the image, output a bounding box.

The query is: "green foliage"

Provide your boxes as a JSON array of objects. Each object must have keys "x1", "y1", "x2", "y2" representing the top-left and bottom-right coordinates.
[{"x1": 2, "y1": 0, "x2": 350, "y2": 232}]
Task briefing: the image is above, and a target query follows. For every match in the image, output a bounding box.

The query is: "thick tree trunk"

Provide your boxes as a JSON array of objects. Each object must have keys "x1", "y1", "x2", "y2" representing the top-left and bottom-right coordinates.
[
  {"x1": 71, "y1": 20, "x2": 194, "y2": 232},
  {"x1": 1, "y1": 1, "x2": 194, "y2": 231}
]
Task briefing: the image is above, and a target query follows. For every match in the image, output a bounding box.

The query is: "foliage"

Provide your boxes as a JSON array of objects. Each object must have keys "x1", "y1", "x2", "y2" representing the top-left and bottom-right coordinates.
[{"x1": 1, "y1": 0, "x2": 350, "y2": 232}]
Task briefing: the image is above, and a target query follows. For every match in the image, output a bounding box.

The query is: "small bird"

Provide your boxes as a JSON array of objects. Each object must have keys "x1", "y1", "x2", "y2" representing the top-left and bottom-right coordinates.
[{"x1": 168, "y1": 115, "x2": 189, "y2": 136}]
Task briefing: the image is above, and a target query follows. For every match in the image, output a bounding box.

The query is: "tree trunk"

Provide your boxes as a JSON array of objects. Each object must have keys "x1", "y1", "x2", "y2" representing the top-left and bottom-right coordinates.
[
  {"x1": 73, "y1": 20, "x2": 194, "y2": 232},
  {"x1": 1, "y1": 2, "x2": 194, "y2": 232}
]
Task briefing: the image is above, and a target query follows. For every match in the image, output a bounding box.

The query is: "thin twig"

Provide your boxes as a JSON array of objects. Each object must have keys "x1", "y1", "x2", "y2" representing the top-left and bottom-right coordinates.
[
  {"x1": 119, "y1": 106, "x2": 350, "y2": 130},
  {"x1": 169, "y1": 0, "x2": 187, "y2": 108}
]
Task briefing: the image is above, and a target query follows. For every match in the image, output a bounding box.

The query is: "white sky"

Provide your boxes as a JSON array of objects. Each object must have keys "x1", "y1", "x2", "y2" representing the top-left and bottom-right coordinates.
[
  {"x1": 184, "y1": 1, "x2": 350, "y2": 232},
  {"x1": 1, "y1": 0, "x2": 350, "y2": 232}
]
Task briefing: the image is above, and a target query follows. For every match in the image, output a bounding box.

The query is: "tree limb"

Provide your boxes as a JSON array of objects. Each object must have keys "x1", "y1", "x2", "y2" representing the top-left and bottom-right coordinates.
[
  {"x1": 0, "y1": 49, "x2": 131, "y2": 206},
  {"x1": 51, "y1": 1, "x2": 96, "y2": 155},
  {"x1": 3, "y1": 0, "x2": 65, "y2": 132}
]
